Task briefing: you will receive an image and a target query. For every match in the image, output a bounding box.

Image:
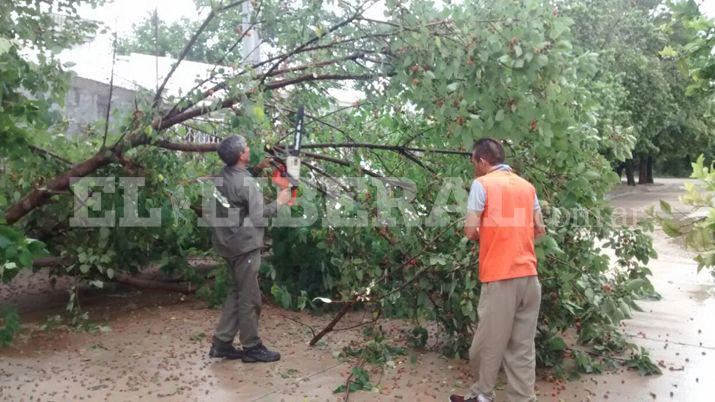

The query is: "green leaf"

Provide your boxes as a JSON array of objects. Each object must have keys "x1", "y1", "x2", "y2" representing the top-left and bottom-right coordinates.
[
  {"x1": 661, "y1": 219, "x2": 682, "y2": 237},
  {"x1": 547, "y1": 336, "x2": 566, "y2": 351},
  {"x1": 446, "y1": 82, "x2": 460, "y2": 92},
  {"x1": 659, "y1": 200, "x2": 672, "y2": 214},
  {"x1": 0, "y1": 38, "x2": 13, "y2": 55},
  {"x1": 624, "y1": 278, "x2": 646, "y2": 293},
  {"x1": 658, "y1": 45, "x2": 678, "y2": 58},
  {"x1": 18, "y1": 252, "x2": 32, "y2": 268},
  {"x1": 536, "y1": 54, "x2": 548, "y2": 66},
  {"x1": 495, "y1": 109, "x2": 505, "y2": 122},
  {"x1": 0, "y1": 235, "x2": 11, "y2": 249}
]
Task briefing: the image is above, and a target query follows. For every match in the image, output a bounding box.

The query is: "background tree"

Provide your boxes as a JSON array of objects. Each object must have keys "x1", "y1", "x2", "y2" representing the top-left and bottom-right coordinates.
[
  {"x1": 564, "y1": 0, "x2": 712, "y2": 185},
  {"x1": 117, "y1": 11, "x2": 233, "y2": 63}
]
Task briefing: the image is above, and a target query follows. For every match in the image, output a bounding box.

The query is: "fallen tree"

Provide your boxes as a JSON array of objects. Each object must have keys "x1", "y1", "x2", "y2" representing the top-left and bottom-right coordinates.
[{"x1": 2, "y1": 0, "x2": 669, "y2": 379}]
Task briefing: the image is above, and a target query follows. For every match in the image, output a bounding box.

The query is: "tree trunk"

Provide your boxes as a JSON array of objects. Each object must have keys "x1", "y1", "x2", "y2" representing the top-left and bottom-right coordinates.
[
  {"x1": 4, "y1": 131, "x2": 148, "y2": 225},
  {"x1": 638, "y1": 155, "x2": 648, "y2": 185},
  {"x1": 615, "y1": 163, "x2": 624, "y2": 179},
  {"x1": 625, "y1": 159, "x2": 636, "y2": 186},
  {"x1": 32, "y1": 256, "x2": 218, "y2": 294},
  {"x1": 646, "y1": 156, "x2": 654, "y2": 184},
  {"x1": 113, "y1": 273, "x2": 198, "y2": 294},
  {"x1": 4, "y1": 152, "x2": 114, "y2": 224}
]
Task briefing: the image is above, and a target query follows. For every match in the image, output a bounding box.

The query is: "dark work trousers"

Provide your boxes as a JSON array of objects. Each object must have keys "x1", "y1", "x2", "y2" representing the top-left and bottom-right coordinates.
[{"x1": 213, "y1": 249, "x2": 262, "y2": 348}]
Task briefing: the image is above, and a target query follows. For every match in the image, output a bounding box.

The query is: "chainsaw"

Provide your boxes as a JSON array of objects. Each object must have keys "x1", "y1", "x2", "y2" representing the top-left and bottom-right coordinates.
[{"x1": 268, "y1": 106, "x2": 304, "y2": 206}]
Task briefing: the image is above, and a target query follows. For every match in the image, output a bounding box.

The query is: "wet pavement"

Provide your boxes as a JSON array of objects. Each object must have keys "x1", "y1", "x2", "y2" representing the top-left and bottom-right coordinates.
[{"x1": 1, "y1": 178, "x2": 714, "y2": 401}]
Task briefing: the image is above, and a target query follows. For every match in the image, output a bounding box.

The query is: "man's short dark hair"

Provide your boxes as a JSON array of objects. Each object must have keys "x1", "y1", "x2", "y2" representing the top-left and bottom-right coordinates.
[
  {"x1": 217, "y1": 135, "x2": 247, "y2": 166},
  {"x1": 471, "y1": 138, "x2": 505, "y2": 165}
]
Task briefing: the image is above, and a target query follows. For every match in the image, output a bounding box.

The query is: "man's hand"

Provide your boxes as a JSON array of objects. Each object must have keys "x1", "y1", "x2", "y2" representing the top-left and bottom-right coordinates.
[
  {"x1": 276, "y1": 188, "x2": 291, "y2": 206},
  {"x1": 253, "y1": 157, "x2": 274, "y2": 172},
  {"x1": 534, "y1": 209, "x2": 546, "y2": 239},
  {"x1": 464, "y1": 211, "x2": 480, "y2": 241}
]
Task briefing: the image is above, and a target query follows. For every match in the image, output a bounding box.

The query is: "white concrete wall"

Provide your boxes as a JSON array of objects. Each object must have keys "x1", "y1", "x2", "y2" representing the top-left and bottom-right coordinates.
[{"x1": 64, "y1": 76, "x2": 136, "y2": 137}]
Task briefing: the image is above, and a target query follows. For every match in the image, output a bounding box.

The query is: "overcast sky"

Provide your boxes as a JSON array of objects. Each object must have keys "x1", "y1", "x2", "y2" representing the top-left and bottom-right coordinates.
[
  {"x1": 70, "y1": 0, "x2": 715, "y2": 67},
  {"x1": 79, "y1": 0, "x2": 714, "y2": 32}
]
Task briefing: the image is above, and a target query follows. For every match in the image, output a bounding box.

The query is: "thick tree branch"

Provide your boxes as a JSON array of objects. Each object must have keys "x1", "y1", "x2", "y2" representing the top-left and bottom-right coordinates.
[
  {"x1": 28, "y1": 144, "x2": 74, "y2": 165},
  {"x1": 272, "y1": 145, "x2": 351, "y2": 166},
  {"x1": 32, "y1": 256, "x2": 219, "y2": 294},
  {"x1": 164, "y1": 2, "x2": 263, "y2": 118},
  {"x1": 266, "y1": 52, "x2": 371, "y2": 77},
  {"x1": 260, "y1": 0, "x2": 376, "y2": 83},
  {"x1": 154, "y1": 139, "x2": 218, "y2": 152},
  {"x1": 168, "y1": 31, "x2": 393, "y2": 119},
  {"x1": 4, "y1": 129, "x2": 149, "y2": 224},
  {"x1": 113, "y1": 273, "x2": 197, "y2": 294},
  {"x1": 5, "y1": 153, "x2": 114, "y2": 224},
  {"x1": 309, "y1": 302, "x2": 353, "y2": 346},
  {"x1": 302, "y1": 142, "x2": 471, "y2": 155},
  {"x1": 160, "y1": 73, "x2": 377, "y2": 131},
  {"x1": 265, "y1": 73, "x2": 377, "y2": 90}
]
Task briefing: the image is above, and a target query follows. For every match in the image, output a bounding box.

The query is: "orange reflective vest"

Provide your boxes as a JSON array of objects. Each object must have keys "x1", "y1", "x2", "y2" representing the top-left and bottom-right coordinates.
[{"x1": 476, "y1": 170, "x2": 538, "y2": 283}]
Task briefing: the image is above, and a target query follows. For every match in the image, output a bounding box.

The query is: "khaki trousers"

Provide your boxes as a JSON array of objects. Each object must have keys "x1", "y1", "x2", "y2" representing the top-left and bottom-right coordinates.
[
  {"x1": 468, "y1": 275, "x2": 541, "y2": 402},
  {"x1": 214, "y1": 249, "x2": 262, "y2": 348}
]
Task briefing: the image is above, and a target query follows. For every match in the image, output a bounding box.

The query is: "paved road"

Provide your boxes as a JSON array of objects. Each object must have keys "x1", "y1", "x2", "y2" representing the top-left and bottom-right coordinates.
[{"x1": 547, "y1": 178, "x2": 715, "y2": 402}]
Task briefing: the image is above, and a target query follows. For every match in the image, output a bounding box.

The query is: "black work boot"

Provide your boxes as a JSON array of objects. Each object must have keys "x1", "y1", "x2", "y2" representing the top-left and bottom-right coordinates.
[
  {"x1": 449, "y1": 393, "x2": 493, "y2": 402},
  {"x1": 208, "y1": 337, "x2": 243, "y2": 359},
  {"x1": 241, "y1": 343, "x2": 281, "y2": 363}
]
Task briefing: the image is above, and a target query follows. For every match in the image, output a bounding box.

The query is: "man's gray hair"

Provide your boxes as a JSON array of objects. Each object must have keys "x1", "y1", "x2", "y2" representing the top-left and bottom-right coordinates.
[{"x1": 217, "y1": 135, "x2": 248, "y2": 165}]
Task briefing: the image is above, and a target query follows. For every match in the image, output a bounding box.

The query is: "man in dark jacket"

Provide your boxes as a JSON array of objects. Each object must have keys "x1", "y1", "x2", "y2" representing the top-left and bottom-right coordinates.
[{"x1": 208, "y1": 135, "x2": 290, "y2": 363}]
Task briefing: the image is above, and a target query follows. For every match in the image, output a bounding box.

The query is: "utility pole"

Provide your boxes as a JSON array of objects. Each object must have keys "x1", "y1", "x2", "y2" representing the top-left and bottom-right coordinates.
[
  {"x1": 241, "y1": 0, "x2": 260, "y2": 65},
  {"x1": 154, "y1": 8, "x2": 159, "y2": 93}
]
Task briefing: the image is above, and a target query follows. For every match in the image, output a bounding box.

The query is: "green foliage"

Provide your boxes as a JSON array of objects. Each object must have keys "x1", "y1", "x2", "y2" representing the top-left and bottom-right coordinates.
[
  {"x1": 117, "y1": 15, "x2": 205, "y2": 61},
  {"x1": 0, "y1": 0, "x2": 99, "y2": 283},
  {"x1": 333, "y1": 366, "x2": 373, "y2": 394},
  {"x1": 0, "y1": 225, "x2": 47, "y2": 283},
  {"x1": 0, "y1": 0, "x2": 100, "y2": 152},
  {"x1": 270, "y1": 283, "x2": 293, "y2": 309},
  {"x1": 63, "y1": 286, "x2": 111, "y2": 333},
  {"x1": 663, "y1": 1, "x2": 715, "y2": 97},
  {"x1": 339, "y1": 326, "x2": 406, "y2": 366},
  {"x1": 564, "y1": 0, "x2": 713, "y2": 177},
  {"x1": 407, "y1": 326, "x2": 429, "y2": 349},
  {"x1": 571, "y1": 349, "x2": 603, "y2": 376},
  {"x1": 0, "y1": 307, "x2": 21, "y2": 347},
  {"x1": 189, "y1": 331, "x2": 206, "y2": 342},
  {"x1": 655, "y1": 155, "x2": 715, "y2": 275},
  {"x1": 539, "y1": 335, "x2": 567, "y2": 368},
  {"x1": 196, "y1": 265, "x2": 230, "y2": 308},
  {"x1": 624, "y1": 347, "x2": 662, "y2": 376}
]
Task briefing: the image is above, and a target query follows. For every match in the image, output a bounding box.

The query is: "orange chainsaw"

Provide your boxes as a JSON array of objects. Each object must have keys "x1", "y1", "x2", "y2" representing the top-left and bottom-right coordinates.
[{"x1": 269, "y1": 106, "x2": 304, "y2": 206}]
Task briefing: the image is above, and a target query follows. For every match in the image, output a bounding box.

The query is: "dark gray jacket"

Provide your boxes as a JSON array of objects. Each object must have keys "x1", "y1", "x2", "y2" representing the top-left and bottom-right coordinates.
[{"x1": 211, "y1": 165, "x2": 277, "y2": 258}]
